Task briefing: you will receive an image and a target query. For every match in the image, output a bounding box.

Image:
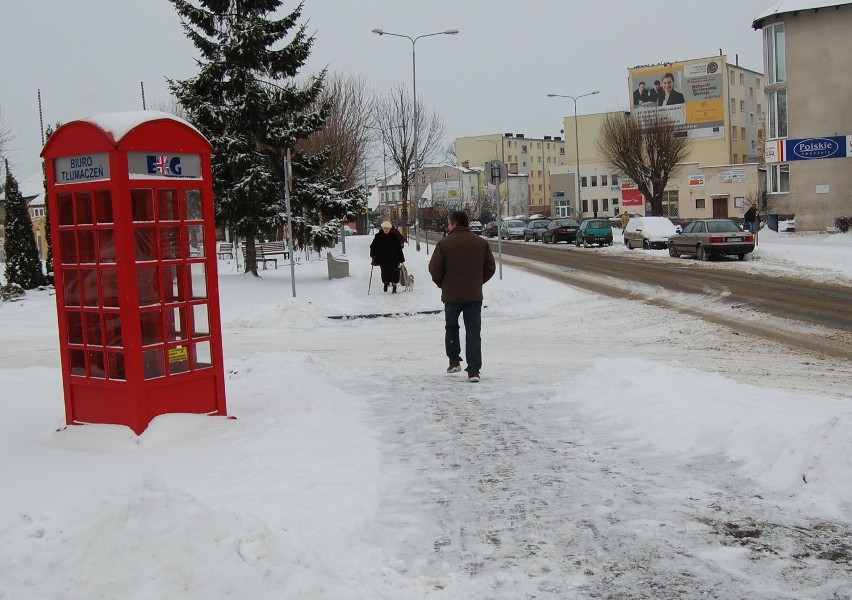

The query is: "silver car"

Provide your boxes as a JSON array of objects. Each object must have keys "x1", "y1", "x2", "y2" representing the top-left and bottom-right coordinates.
[
  {"x1": 668, "y1": 219, "x2": 755, "y2": 261},
  {"x1": 500, "y1": 219, "x2": 526, "y2": 240}
]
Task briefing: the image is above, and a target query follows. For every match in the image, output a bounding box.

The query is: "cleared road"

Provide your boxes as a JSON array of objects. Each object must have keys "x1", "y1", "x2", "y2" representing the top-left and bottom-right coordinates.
[{"x1": 474, "y1": 237, "x2": 852, "y2": 363}]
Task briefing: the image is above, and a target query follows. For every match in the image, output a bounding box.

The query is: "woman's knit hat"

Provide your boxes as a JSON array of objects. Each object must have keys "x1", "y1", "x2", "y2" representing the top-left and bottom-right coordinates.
[{"x1": 381, "y1": 221, "x2": 392, "y2": 231}]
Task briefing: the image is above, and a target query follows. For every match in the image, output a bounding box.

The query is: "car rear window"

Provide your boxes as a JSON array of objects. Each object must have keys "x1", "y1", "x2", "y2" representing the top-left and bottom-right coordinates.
[
  {"x1": 587, "y1": 220, "x2": 610, "y2": 228},
  {"x1": 707, "y1": 221, "x2": 740, "y2": 233}
]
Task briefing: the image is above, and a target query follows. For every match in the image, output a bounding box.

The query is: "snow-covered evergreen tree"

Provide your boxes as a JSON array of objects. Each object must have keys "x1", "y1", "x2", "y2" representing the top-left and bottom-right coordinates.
[
  {"x1": 168, "y1": 0, "x2": 365, "y2": 274},
  {"x1": 3, "y1": 161, "x2": 46, "y2": 289}
]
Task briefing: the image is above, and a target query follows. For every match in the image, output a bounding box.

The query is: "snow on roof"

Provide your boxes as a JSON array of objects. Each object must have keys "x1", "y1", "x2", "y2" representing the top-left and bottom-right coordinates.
[
  {"x1": 83, "y1": 110, "x2": 201, "y2": 142},
  {"x1": 752, "y1": 0, "x2": 852, "y2": 27}
]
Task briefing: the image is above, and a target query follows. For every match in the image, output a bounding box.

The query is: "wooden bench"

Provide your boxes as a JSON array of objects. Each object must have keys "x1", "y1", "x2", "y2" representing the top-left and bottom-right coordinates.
[
  {"x1": 217, "y1": 242, "x2": 234, "y2": 259},
  {"x1": 255, "y1": 241, "x2": 289, "y2": 269}
]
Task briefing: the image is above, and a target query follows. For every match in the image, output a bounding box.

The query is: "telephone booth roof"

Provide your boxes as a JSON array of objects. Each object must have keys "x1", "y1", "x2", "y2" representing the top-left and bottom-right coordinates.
[{"x1": 41, "y1": 111, "x2": 212, "y2": 159}]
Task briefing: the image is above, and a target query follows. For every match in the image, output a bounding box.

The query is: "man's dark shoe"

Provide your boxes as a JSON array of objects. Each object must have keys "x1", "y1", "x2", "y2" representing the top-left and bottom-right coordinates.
[
  {"x1": 383, "y1": 283, "x2": 388, "y2": 292},
  {"x1": 467, "y1": 371, "x2": 480, "y2": 383},
  {"x1": 446, "y1": 362, "x2": 461, "y2": 373}
]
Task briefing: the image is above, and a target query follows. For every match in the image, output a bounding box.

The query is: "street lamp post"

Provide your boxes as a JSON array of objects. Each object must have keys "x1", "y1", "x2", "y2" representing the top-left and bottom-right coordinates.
[
  {"x1": 372, "y1": 27, "x2": 458, "y2": 252},
  {"x1": 547, "y1": 91, "x2": 599, "y2": 219}
]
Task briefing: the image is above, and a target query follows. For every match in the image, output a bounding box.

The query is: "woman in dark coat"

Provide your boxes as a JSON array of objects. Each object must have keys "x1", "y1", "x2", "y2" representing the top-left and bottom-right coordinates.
[{"x1": 370, "y1": 221, "x2": 406, "y2": 293}]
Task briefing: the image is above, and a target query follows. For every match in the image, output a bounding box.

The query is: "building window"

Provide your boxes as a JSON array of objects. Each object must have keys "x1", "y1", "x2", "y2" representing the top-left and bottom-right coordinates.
[
  {"x1": 662, "y1": 190, "x2": 679, "y2": 217},
  {"x1": 521, "y1": 144, "x2": 527, "y2": 154},
  {"x1": 750, "y1": 113, "x2": 755, "y2": 124},
  {"x1": 730, "y1": 71, "x2": 736, "y2": 85},
  {"x1": 768, "y1": 89, "x2": 788, "y2": 138},
  {"x1": 730, "y1": 98, "x2": 736, "y2": 112},
  {"x1": 734, "y1": 197, "x2": 745, "y2": 208},
  {"x1": 740, "y1": 73, "x2": 745, "y2": 85},
  {"x1": 756, "y1": 78, "x2": 761, "y2": 88},
  {"x1": 582, "y1": 200, "x2": 588, "y2": 213},
  {"x1": 769, "y1": 163, "x2": 790, "y2": 193},
  {"x1": 740, "y1": 100, "x2": 745, "y2": 112},
  {"x1": 591, "y1": 175, "x2": 598, "y2": 187},
  {"x1": 581, "y1": 176, "x2": 587, "y2": 187},
  {"x1": 612, "y1": 175, "x2": 619, "y2": 185},
  {"x1": 601, "y1": 175, "x2": 608, "y2": 186},
  {"x1": 765, "y1": 22, "x2": 786, "y2": 84},
  {"x1": 741, "y1": 127, "x2": 747, "y2": 140},
  {"x1": 537, "y1": 156, "x2": 541, "y2": 163},
  {"x1": 733, "y1": 154, "x2": 739, "y2": 163},
  {"x1": 731, "y1": 126, "x2": 738, "y2": 140},
  {"x1": 603, "y1": 198, "x2": 609, "y2": 212},
  {"x1": 695, "y1": 198, "x2": 706, "y2": 209},
  {"x1": 560, "y1": 148, "x2": 564, "y2": 155},
  {"x1": 32, "y1": 207, "x2": 45, "y2": 217},
  {"x1": 749, "y1": 86, "x2": 754, "y2": 99}
]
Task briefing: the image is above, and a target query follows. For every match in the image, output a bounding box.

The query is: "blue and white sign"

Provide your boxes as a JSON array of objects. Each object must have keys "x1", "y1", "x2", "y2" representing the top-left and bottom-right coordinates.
[
  {"x1": 54, "y1": 153, "x2": 110, "y2": 185},
  {"x1": 786, "y1": 136, "x2": 847, "y2": 161}
]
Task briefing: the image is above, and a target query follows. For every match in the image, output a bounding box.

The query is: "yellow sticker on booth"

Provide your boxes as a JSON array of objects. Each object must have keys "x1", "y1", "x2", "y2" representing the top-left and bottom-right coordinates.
[{"x1": 169, "y1": 347, "x2": 188, "y2": 363}]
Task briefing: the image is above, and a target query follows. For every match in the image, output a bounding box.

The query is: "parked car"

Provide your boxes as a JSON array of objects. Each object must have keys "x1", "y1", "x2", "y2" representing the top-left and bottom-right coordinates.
[
  {"x1": 343, "y1": 225, "x2": 357, "y2": 236},
  {"x1": 575, "y1": 219, "x2": 614, "y2": 247},
  {"x1": 667, "y1": 218, "x2": 755, "y2": 261},
  {"x1": 541, "y1": 218, "x2": 580, "y2": 244},
  {"x1": 484, "y1": 221, "x2": 499, "y2": 237},
  {"x1": 500, "y1": 219, "x2": 526, "y2": 240},
  {"x1": 523, "y1": 219, "x2": 551, "y2": 241},
  {"x1": 623, "y1": 216, "x2": 679, "y2": 250},
  {"x1": 469, "y1": 220, "x2": 484, "y2": 235}
]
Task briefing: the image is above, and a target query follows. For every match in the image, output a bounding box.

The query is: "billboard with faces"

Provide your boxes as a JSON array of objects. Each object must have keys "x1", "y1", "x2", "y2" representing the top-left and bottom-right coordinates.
[{"x1": 630, "y1": 58, "x2": 725, "y2": 141}]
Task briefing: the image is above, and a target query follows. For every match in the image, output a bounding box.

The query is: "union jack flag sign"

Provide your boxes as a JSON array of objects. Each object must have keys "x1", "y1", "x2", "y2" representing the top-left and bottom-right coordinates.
[{"x1": 153, "y1": 155, "x2": 171, "y2": 175}]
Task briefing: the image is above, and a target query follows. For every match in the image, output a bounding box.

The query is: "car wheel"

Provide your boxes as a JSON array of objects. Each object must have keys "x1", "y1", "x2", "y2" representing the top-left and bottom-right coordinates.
[
  {"x1": 625, "y1": 238, "x2": 633, "y2": 249},
  {"x1": 643, "y1": 239, "x2": 651, "y2": 250},
  {"x1": 738, "y1": 253, "x2": 749, "y2": 261},
  {"x1": 697, "y1": 244, "x2": 710, "y2": 261},
  {"x1": 668, "y1": 244, "x2": 679, "y2": 258}
]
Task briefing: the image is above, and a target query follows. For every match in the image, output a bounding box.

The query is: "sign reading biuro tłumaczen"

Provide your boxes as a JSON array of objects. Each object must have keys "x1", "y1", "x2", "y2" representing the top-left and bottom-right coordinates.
[{"x1": 54, "y1": 153, "x2": 111, "y2": 184}]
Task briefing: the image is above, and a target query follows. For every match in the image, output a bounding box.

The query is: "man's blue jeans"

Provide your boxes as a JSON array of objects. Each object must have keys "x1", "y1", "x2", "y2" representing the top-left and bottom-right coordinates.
[{"x1": 444, "y1": 301, "x2": 482, "y2": 373}]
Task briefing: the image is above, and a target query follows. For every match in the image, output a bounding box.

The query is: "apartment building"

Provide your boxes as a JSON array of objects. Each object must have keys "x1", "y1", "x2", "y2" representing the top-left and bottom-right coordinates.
[
  {"x1": 455, "y1": 133, "x2": 565, "y2": 212},
  {"x1": 753, "y1": 1, "x2": 852, "y2": 231}
]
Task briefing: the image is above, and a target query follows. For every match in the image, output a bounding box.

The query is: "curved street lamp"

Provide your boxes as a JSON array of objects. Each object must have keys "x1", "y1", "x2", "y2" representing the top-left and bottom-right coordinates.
[
  {"x1": 547, "y1": 91, "x2": 599, "y2": 218},
  {"x1": 372, "y1": 27, "x2": 459, "y2": 251}
]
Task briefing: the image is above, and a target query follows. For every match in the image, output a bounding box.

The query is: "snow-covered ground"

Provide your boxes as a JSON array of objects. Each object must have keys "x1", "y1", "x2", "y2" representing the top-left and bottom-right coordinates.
[{"x1": 1, "y1": 229, "x2": 850, "y2": 599}]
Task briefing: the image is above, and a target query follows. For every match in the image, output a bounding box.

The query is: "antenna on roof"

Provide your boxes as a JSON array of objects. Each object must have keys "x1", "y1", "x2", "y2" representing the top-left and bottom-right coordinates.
[{"x1": 141, "y1": 81, "x2": 147, "y2": 110}]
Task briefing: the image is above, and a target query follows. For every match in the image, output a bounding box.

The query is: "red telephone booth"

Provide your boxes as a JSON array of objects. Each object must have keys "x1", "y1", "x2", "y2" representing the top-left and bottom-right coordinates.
[{"x1": 41, "y1": 111, "x2": 227, "y2": 435}]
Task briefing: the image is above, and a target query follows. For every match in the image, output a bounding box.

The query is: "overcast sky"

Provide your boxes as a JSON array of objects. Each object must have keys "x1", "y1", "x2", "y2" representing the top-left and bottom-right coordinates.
[{"x1": 2, "y1": 0, "x2": 774, "y2": 180}]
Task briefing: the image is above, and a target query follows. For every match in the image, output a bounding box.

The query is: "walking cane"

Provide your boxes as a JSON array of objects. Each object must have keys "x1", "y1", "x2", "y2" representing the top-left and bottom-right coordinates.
[{"x1": 368, "y1": 264, "x2": 374, "y2": 295}]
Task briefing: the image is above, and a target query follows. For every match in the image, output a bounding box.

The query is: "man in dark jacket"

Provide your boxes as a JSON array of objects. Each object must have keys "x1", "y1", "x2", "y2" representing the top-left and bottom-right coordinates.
[{"x1": 428, "y1": 211, "x2": 496, "y2": 383}]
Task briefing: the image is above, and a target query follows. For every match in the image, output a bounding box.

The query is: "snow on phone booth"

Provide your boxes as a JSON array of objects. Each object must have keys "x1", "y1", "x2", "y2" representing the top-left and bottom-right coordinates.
[{"x1": 41, "y1": 111, "x2": 227, "y2": 435}]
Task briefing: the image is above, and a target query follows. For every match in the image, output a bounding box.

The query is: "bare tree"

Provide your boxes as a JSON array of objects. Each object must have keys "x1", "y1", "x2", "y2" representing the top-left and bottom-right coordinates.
[
  {"x1": 444, "y1": 140, "x2": 458, "y2": 167},
  {"x1": 596, "y1": 111, "x2": 691, "y2": 216},
  {"x1": 150, "y1": 95, "x2": 189, "y2": 121},
  {"x1": 298, "y1": 72, "x2": 374, "y2": 189},
  {"x1": 372, "y1": 84, "x2": 446, "y2": 233},
  {"x1": 0, "y1": 106, "x2": 13, "y2": 165}
]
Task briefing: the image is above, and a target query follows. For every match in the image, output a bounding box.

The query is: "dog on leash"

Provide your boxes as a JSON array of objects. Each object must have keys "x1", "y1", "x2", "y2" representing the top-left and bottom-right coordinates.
[{"x1": 405, "y1": 274, "x2": 415, "y2": 292}]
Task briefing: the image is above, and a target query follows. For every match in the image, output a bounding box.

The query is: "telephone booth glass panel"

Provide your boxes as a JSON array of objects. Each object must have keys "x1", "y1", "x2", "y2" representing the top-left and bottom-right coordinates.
[
  {"x1": 131, "y1": 186, "x2": 214, "y2": 380},
  {"x1": 56, "y1": 189, "x2": 124, "y2": 382}
]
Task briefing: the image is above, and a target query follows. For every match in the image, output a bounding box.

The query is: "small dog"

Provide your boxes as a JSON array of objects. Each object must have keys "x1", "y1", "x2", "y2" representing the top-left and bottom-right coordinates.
[{"x1": 405, "y1": 274, "x2": 415, "y2": 292}]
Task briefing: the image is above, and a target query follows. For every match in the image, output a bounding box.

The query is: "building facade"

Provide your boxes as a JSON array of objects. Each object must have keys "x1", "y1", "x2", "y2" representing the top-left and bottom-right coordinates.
[
  {"x1": 456, "y1": 133, "x2": 565, "y2": 211},
  {"x1": 754, "y1": 1, "x2": 852, "y2": 231}
]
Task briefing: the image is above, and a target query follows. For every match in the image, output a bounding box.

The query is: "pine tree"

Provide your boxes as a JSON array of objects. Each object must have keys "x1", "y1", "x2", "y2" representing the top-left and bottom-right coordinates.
[
  {"x1": 3, "y1": 161, "x2": 46, "y2": 289},
  {"x1": 168, "y1": 0, "x2": 365, "y2": 274},
  {"x1": 41, "y1": 122, "x2": 62, "y2": 284}
]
